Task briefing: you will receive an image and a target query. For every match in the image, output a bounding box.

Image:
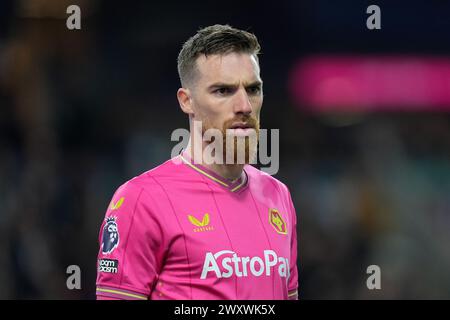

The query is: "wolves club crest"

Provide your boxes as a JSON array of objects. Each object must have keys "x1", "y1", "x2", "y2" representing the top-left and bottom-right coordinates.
[
  {"x1": 101, "y1": 217, "x2": 120, "y2": 254},
  {"x1": 269, "y1": 208, "x2": 287, "y2": 235}
]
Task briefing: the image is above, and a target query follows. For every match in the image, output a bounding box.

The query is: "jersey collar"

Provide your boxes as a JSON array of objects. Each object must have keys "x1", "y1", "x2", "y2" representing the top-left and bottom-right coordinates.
[{"x1": 179, "y1": 152, "x2": 248, "y2": 193}]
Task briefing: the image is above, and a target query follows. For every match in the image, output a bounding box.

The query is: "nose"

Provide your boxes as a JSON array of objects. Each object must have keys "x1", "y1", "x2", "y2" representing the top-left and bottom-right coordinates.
[{"x1": 233, "y1": 87, "x2": 252, "y2": 115}]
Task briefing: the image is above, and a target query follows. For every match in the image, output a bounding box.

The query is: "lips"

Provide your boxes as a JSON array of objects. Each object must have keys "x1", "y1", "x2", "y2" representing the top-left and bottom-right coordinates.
[{"x1": 229, "y1": 123, "x2": 253, "y2": 129}]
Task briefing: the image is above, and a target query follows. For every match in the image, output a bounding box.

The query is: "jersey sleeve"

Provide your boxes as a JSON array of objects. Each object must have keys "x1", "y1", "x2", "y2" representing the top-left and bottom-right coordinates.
[
  {"x1": 96, "y1": 181, "x2": 165, "y2": 300},
  {"x1": 287, "y1": 188, "x2": 299, "y2": 300}
]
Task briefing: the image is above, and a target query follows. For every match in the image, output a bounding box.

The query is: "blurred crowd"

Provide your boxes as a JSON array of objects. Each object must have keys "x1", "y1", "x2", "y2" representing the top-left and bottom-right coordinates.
[{"x1": 1, "y1": 0, "x2": 450, "y2": 299}]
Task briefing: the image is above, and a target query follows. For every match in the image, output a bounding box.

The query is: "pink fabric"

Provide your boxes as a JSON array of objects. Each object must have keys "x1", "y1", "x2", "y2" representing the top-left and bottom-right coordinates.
[{"x1": 96, "y1": 155, "x2": 298, "y2": 300}]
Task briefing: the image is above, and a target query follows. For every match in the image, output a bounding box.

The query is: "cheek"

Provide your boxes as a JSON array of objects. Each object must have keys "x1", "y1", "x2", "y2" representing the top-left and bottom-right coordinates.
[
  {"x1": 193, "y1": 94, "x2": 221, "y2": 117},
  {"x1": 253, "y1": 102, "x2": 262, "y2": 119},
  {"x1": 195, "y1": 98, "x2": 230, "y2": 123},
  {"x1": 250, "y1": 95, "x2": 263, "y2": 109}
]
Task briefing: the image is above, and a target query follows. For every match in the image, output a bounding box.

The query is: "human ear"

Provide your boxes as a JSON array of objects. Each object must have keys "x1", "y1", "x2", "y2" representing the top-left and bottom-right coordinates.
[{"x1": 177, "y1": 87, "x2": 195, "y2": 115}]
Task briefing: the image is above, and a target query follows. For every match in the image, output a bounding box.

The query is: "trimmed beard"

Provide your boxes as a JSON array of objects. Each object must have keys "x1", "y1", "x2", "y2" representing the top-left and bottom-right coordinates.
[{"x1": 202, "y1": 116, "x2": 260, "y2": 165}]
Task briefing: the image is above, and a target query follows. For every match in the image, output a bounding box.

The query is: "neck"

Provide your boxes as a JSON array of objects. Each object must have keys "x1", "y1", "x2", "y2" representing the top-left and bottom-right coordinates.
[{"x1": 184, "y1": 140, "x2": 244, "y2": 182}]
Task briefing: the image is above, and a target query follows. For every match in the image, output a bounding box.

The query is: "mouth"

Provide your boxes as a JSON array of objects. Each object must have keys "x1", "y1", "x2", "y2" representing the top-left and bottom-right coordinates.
[
  {"x1": 227, "y1": 123, "x2": 255, "y2": 136},
  {"x1": 229, "y1": 123, "x2": 253, "y2": 129}
]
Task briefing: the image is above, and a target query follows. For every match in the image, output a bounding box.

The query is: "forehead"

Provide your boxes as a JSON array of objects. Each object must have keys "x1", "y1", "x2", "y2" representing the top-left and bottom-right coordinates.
[{"x1": 195, "y1": 52, "x2": 261, "y2": 86}]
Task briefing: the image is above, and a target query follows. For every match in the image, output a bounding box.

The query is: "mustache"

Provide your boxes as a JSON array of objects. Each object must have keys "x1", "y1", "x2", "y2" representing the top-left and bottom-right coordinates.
[{"x1": 223, "y1": 116, "x2": 259, "y2": 129}]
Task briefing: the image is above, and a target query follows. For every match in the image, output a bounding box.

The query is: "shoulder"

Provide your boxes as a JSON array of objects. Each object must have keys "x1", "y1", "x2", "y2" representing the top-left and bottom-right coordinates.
[
  {"x1": 108, "y1": 157, "x2": 183, "y2": 212},
  {"x1": 116, "y1": 156, "x2": 183, "y2": 193},
  {"x1": 245, "y1": 164, "x2": 291, "y2": 196},
  {"x1": 102, "y1": 158, "x2": 186, "y2": 239}
]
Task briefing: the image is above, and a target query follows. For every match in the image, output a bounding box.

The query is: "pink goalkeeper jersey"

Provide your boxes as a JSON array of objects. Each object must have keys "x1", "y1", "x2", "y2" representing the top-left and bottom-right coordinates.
[{"x1": 96, "y1": 152, "x2": 298, "y2": 300}]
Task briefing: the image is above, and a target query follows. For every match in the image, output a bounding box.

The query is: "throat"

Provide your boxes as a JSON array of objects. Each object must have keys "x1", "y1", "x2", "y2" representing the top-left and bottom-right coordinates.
[{"x1": 208, "y1": 162, "x2": 244, "y2": 182}]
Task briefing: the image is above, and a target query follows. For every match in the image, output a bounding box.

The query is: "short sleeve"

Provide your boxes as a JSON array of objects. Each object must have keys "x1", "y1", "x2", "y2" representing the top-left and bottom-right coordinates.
[{"x1": 96, "y1": 181, "x2": 165, "y2": 300}]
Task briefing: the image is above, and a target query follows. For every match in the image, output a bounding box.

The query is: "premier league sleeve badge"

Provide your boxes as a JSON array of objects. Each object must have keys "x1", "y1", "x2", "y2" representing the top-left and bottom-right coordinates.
[{"x1": 101, "y1": 217, "x2": 120, "y2": 254}]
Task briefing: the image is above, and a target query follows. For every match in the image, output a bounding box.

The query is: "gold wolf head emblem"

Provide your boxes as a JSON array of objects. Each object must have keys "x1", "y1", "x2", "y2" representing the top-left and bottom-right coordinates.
[{"x1": 269, "y1": 209, "x2": 287, "y2": 234}]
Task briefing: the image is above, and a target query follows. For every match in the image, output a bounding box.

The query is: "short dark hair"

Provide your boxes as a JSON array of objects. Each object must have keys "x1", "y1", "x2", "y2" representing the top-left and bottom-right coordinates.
[{"x1": 177, "y1": 24, "x2": 261, "y2": 88}]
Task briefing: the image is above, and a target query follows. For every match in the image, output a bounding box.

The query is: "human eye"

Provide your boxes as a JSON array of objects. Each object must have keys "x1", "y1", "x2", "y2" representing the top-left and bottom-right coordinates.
[
  {"x1": 247, "y1": 85, "x2": 261, "y2": 95},
  {"x1": 213, "y1": 87, "x2": 233, "y2": 96}
]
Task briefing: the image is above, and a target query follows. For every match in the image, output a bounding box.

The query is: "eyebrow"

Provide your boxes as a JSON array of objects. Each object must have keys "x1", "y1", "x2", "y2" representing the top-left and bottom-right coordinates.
[{"x1": 207, "y1": 81, "x2": 263, "y2": 91}]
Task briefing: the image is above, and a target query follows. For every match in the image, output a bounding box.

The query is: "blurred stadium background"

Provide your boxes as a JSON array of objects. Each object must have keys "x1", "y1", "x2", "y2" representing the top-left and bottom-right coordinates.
[{"x1": 1, "y1": 0, "x2": 450, "y2": 299}]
